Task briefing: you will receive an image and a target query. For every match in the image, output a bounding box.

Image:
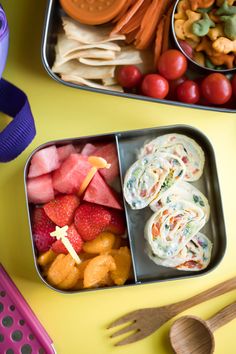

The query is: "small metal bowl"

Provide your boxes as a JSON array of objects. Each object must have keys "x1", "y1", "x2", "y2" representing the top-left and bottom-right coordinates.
[{"x1": 171, "y1": 0, "x2": 236, "y2": 74}]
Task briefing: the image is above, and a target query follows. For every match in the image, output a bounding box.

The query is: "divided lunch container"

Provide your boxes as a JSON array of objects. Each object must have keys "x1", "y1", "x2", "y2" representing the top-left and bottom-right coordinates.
[
  {"x1": 24, "y1": 125, "x2": 227, "y2": 293},
  {"x1": 41, "y1": 0, "x2": 236, "y2": 114}
]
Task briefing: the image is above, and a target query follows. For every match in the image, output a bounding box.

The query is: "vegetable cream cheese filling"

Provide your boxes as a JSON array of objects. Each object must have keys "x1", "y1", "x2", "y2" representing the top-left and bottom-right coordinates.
[
  {"x1": 124, "y1": 152, "x2": 186, "y2": 209},
  {"x1": 138, "y1": 133, "x2": 205, "y2": 182}
]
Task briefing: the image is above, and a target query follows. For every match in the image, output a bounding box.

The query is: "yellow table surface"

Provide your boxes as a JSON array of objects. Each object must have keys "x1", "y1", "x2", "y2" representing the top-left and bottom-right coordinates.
[{"x1": 1, "y1": 1, "x2": 236, "y2": 353}]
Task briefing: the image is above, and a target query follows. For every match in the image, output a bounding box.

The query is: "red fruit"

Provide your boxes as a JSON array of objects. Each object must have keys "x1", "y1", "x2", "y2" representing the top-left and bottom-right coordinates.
[
  {"x1": 117, "y1": 65, "x2": 142, "y2": 89},
  {"x1": 157, "y1": 49, "x2": 187, "y2": 80},
  {"x1": 232, "y1": 74, "x2": 236, "y2": 97},
  {"x1": 83, "y1": 173, "x2": 122, "y2": 210},
  {"x1": 51, "y1": 224, "x2": 83, "y2": 254},
  {"x1": 201, "y1": 73, "x2": 232, "y2": 105},
  {"x1": 44, "y1": 194, "x2": 80, "y2": 227},
  {"x1": 93, "y1": 143, "x2": 119, "y2": 184},
  {"x1": 57, "y1": 144, "x2": 76, "y2": 163},
  {"x1": 27, "y1": 174, "x2": 54, "y2": 204},
  {"x1": 176, "y1": 80, "x2": 200, "y2": 104},
  {"x1": 141, "y1": 74, "x2": 169, "y2": 99},
  {"x1": 167, "y1": 76, "x2": 187, "y2": 100},
  {"x1": 81, "y1": 143, "x2": 97, "y2": 156},
  {"x1": 74, "y1": 203, "x2": 111, "y2": 241},
  {"x1": 28, "y1": 145, "x2": 59, "y2": 178},
  {"x1": 178, "y1": 40, "x2": 193, "y2": 59},
  {"x1": 32, "y1": 208, "x2": 56, "y2": 252},
  {"x1": 105, "y1": 210, "x2": 126, "y2": 235},
  {"x1": 52, "y1": 154, "x2": 92, "y2": 194}
]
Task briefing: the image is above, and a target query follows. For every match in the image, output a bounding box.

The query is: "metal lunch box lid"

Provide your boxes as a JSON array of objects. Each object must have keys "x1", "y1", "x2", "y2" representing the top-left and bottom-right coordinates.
[{"x1": 0, "y1": 4, "x2": 9, "y2": 79}]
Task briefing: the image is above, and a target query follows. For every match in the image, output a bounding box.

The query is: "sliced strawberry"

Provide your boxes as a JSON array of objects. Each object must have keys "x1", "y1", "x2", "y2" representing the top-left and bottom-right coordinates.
[
  {"x1": 28, "y1": 145, "x2": 60, "y2": 178},
  {"x1": 105, "y1": 209, "x2": 126, "y2": 235},
  {"x1": 27, "y1": 174, "x2": 54, "y2": 204},
  {"x1": 74, "y1": 202, "x2": 111, "y2": 241},
  {"x1": 81, "y1": 143, "x2": 97, "y2": 156},
  {"x1": 93, "y1": 143, "x2": 119, "y2": 184},
  {"x1": 83, "y1": 173, "x2": 123, "y2": 210},
  {"x1": 44, "y1": 194, "x2": 80, "y2": 227},
  {"x1": 32, "y1": 208, "x2": 56, "y2": 252},
  {"x1": 52, "y1": 154, "x2": 92, "y2": 194},
  {"x1": 57, "y1": 144, "x2": 76, "y2": 163},
  {"x1": 51, "y1": 224, "x2": 83, "y2": 254}
]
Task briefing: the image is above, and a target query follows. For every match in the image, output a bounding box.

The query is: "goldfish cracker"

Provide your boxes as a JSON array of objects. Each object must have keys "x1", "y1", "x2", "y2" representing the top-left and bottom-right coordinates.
[
  {"x1": 192, "y1": 13, "x2": 215, "y2": 36},
  {"x1": 109, "y1": 247, "x2": 131, "y2": 286},
  {"x1": 175, "y1": 19, "x2": 186, "y2": 40},
  {"x1": 209, "y1": 10, "x2": 221, "y2": 23},
  {"x1": 83, "y1": 254, "x2": 116, "y2": 288},
  {"x1": 196, "y1": 35, "x2": 216, "y2": 55},
  {"x1": 82, "y1": 232, "x2": 116, "y2": 254},
  {"x1": 37, "y1": 249, "x2": 57, "y2": 267},
  {"x1": 221, "y1": 15, "x2": 236, "y2": 40},
  {"x1": 183, "y1": 10, "x2": 202, "y2": 42},
  {"x1": 213, "y1": 36, "x2": 236, "y2": 52},
  {"x1": 216, "y1": 0, "x2": 236, "y2": 15},
  {"x1": 208, "y1": 23, "x2": 224, "y2": 40},
  {"x1": 174, "y1": 0, "x2": 191, "y2": 20},
  {"x1": 47, "y1": 254, "x2": 80, "y2": 289},
  {"x1": 186, "y1": 38, "x2": 199, "y2": 48},
  {"x1": 189, "y1": 0, "x2": 214, "y2": 11},
  {"x1": 217, "y1": 0, "x2": 235, "y2": 6},
  {"x1": 193, "y1": 51, "x2": 206, "y2": 65},
  {"x1": 209, "y1": 52, "x2": 235, "y2": 67}
]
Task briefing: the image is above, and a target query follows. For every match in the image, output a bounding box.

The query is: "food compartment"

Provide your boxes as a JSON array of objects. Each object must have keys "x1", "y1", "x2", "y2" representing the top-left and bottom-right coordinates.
[
  {"x1": 117, "y1": 125, "x2": 226, "y2": 283},
  {"x1": 24, "y1": 134, "x2": 136, "y2": 293},
  {"x1": 42, "y1": 0, "x2": 236, "y2": 113}
]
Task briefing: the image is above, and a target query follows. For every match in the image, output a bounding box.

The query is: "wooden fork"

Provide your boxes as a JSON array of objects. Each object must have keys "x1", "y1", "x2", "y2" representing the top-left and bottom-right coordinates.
[{"x1": 108, "y1": 276, "x2": 236, "y2": 346}]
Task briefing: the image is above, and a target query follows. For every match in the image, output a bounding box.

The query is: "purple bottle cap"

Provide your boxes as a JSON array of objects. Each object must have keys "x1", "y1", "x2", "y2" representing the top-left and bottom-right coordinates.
[{"x1": 0, "y1": 5, "x2": 9, "y2": 78}]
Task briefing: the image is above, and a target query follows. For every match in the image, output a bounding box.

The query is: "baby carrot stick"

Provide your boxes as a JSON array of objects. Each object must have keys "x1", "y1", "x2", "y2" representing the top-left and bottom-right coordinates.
[
  {"x1": 121, "y1": 0, "x2": 152, "y2": 34},
  {"x1": 125, "y1": 28, "x2": 140, "y2": 44},
  {"x1": 154, "y1": 17, "x2": 165, "y2": 68},
  {"x1": 110, "y1": 0, "x2": 145, "y2": 36},
  {"x1": 161, "y1": 2, "x2": 175, "y2": 53},
  {"x1": 112, "y1": 0, "x2": 133, "y2": 23}
]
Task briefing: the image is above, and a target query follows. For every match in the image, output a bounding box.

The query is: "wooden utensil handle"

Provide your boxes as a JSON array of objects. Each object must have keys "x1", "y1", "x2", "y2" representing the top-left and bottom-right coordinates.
[
  {"x1": 170, "y1": 276, "x2": 236, "y2": 315},
  {"x1": 207, "y1": 301, "x2": 236, "y2": 332}
]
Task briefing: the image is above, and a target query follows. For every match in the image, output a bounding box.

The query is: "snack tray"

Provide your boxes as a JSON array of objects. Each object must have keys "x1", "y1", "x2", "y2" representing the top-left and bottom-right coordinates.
[
  {"x1": 24, "y1": 124, "x2": 227, "y2": 293},
  {"x1": 42, "y1": 0, "x2": 236, "y2": 114}
]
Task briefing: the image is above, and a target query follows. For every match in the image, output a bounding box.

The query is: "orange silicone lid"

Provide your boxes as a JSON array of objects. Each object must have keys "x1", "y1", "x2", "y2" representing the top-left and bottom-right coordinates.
[{"x1": 60, "y1": 0, "x2": 127, "y2": 25}]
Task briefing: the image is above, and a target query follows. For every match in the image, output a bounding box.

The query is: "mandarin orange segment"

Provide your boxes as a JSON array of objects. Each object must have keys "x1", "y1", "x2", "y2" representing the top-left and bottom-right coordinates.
[
  {"x1": 58, "y1": 265, "x2": 80, "y2": 290},
  {"x1": 47, "y1": 254, "x2": 79, "y2": 287},
  {"x1": 83, "y1": 254, "x2": 116, "y2": 288},
  {"x1": 77, "y1": 259, "x2": 91, "y2": 279},
  {"x1": 110, "y1": 247, "x2": 131, "y2": 286},
  {"x1": 82, "y1": 232, "x2": 116, "y2": 254},
  {"x1": 37, "y1": 249, "x2": 57, "y2": 267},
  {"x1": 60, "y1": 0, "x2": 127, "y2": 25}
]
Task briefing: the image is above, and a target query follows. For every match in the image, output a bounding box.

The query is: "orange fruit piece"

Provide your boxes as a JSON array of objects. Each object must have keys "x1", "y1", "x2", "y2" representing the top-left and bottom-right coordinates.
[
  {"x1": 83, "y1": 254, "x2": 116, "y2": 288},
  {"x1": 110, "y1": 247, "x2": 131, "y2": 286},
  {"x1": 83, "y1": 232, "x2": 116, "y2": 254},
  {"x1": 60, "y1": 0, "x2": 127, "y2": 25}
]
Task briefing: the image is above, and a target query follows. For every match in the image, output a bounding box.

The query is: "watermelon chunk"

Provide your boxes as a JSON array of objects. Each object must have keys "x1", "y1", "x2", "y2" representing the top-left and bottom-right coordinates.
[
  {"x1": 27, "y1": 174, "x2": 54, "y2": 204},
  {"x1": 93, "y1": 143, "x2": 119, "y2": 184},
  {"x1": 28, "y1": 145, "x2": 60, "y2": 178},
  {"x1": 52, "y1": 154, "x2": 92, "y2": 194},
  {"x1": 81, "y1": 143, "x2": 97, "y2": 156},
  {"x1": 83, "y1": 173, "x2": 123, "y2": 210},
  {"x1": 57, "y1": 144, "x2": 76, "y2": 163}
]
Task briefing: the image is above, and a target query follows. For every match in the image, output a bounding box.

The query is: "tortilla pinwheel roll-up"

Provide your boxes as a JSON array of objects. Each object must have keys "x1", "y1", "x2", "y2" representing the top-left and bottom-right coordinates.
[
  {"x1": 139, "y1": 134, "x2": 205, "y2": 182},
  {"x1": 150, "y1": 180, "x2": 210, "y2": 222},
  {"x1": 144, "y1": 200, "x2": 206, "y2": 259},
  {"x1": 145, "y1": 232, "x2": 212, "y2": 271},
  {"x1": 123, "y1": 153, "x2": 186, "y2": 210}
]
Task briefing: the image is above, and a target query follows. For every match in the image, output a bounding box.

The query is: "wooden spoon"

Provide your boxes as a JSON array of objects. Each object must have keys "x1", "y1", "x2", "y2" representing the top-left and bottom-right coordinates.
[{"x1": 170, "y1": 301, "x2": 236, "y2": 354}]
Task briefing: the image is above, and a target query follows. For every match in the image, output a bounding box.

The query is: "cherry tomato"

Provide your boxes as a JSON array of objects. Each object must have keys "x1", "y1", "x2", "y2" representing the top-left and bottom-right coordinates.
[
  {"x1": 141, "y1": 74, "x2": 169, "y2": 99},
  {"x1": 201, "y1": 73, "x2": 232, "y2": 105},
  {"x1": 232, "y1": 74, "x2": 236, "y2": 97},
  {"x1": 178, "y1": 40, "x2": 193, "y2": 59},
  {"x1": 117, "y1": 65, "x2": 142, "y2": 89},
  {"x1": 157, "y1": 49, "x2": 188, "y2": 80},
  {"x1": 176, "y1": 80, "x2": 200, "y2": 104},
  {"x1": 167, "y1": 76, "x2": 187, "y2": 100}
]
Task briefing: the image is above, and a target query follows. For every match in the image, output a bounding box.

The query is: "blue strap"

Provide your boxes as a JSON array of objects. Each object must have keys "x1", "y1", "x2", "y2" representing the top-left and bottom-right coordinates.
[{"x1": 0, "y1": 78, "x2": 36, "y2": 162}]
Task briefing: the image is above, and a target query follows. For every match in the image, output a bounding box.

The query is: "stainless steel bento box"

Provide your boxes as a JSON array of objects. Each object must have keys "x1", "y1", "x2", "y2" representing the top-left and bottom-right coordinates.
[
  {"x1": 41, "y1": 0, "x2": 236, "y2": 114},
  {"x1": 24, "y1": 125, "x2": 227, "y2": 293}
]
